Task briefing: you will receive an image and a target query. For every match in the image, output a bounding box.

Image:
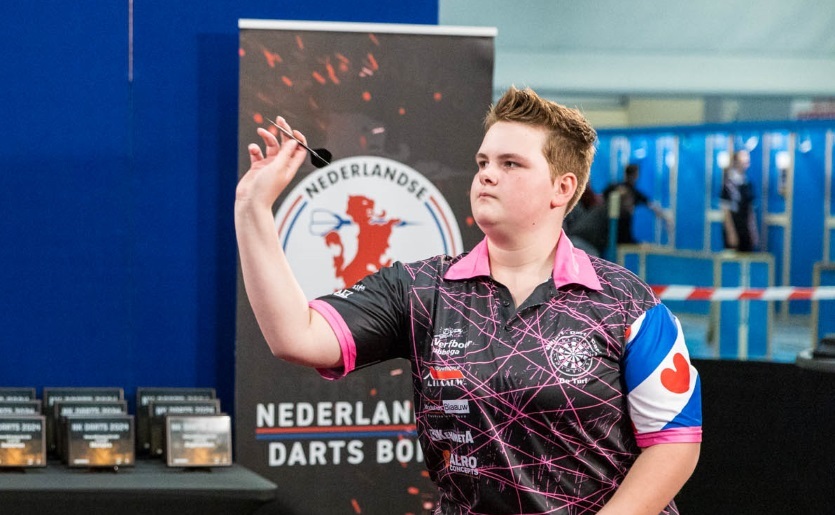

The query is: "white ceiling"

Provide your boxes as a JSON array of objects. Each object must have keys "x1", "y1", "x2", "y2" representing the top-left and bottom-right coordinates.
[{"x1": 439, "y1": 0, "x2": 835, "y2": 99}]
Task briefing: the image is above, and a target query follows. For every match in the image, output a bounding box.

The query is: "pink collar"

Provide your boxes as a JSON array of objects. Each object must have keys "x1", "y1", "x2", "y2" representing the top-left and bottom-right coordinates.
[{"x1": 444, "y1": 231, "x2": 602, "y2": 291}]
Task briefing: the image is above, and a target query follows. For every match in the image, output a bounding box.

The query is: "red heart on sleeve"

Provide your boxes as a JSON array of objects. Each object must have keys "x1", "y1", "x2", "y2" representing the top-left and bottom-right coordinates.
[{"x1": 660, "y1": 352, "x2": 691, "y2": 394}]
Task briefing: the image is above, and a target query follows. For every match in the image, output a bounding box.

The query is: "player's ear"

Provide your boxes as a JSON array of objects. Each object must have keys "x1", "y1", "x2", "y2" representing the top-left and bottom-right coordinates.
[{"x1": 551, "y1": 173, "x2": 577, "y2": 209}]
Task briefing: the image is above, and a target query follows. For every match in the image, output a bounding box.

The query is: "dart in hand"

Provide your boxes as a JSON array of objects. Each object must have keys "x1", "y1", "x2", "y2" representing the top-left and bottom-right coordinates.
[{"x1": 267, "y1": 118, "x2": 332, "y2": 168}]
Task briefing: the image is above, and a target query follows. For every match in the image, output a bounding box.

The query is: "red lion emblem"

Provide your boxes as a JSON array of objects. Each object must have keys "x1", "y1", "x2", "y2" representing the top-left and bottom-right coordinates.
[{"x1": 323, "y1": 195, "x2": 401, "y2": 288}]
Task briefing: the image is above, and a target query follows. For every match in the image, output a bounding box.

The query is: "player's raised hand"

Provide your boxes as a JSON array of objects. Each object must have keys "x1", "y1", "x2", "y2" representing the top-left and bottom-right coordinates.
[{"x1": 236, "y1": 116, "x2": 309, "y2": 209}]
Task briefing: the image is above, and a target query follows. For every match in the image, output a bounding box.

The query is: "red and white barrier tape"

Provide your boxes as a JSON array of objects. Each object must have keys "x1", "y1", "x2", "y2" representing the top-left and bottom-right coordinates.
[{"x1": 651, "y1": 285, "x2": 835, "y2": 301}]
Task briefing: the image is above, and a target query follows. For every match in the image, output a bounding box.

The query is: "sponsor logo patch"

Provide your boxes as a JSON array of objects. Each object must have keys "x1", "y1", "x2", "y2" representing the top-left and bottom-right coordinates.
[{"x1": 546, "y1": 331, "x2": 601, "y2": 379}]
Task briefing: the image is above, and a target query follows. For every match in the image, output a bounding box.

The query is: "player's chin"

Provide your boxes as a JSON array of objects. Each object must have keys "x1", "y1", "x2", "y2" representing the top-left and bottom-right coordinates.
[{"x1": 470, "y1": 210, "x2": 499, "y2": 231}]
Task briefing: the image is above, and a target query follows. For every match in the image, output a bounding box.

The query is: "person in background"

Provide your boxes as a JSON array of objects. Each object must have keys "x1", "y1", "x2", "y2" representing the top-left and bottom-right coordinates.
[
  {"x1": 720, "y1": 149, "x2": 758, "y2": 252},
  {"x1": 603, "y1": 163, "x2": 672, "y2": 245},
  {"x1": 563, "y1": 184, "x2": 609, "y2": 256},
  {"x1": 235, "y1": 86, "x2": 702, "y2": 514}
]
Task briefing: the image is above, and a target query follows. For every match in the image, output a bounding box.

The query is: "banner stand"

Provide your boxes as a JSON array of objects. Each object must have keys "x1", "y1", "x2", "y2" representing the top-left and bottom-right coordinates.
[{"x1": 235, "y1": 19, "x2": 495, "y2": 514}]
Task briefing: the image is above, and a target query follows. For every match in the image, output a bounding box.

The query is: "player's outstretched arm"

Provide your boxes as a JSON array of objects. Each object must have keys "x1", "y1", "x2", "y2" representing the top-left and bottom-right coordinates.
[{"x1": 235, "y1": 118, "x2": 342, "y2": 369}]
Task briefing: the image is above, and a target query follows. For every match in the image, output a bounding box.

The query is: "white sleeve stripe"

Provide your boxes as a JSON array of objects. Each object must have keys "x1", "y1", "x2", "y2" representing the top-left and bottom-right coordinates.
[{"x1": 628, "y1": 318, "x2": 698, "y2": 433}]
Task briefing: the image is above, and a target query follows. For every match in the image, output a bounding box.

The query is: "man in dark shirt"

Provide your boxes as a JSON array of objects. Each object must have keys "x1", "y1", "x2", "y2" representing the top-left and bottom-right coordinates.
[
  {"x1": 564, "y1": 185, "x2": 609, "y2": 256},
  {"x1": 603, "y1": 163, "x2": 671, "y2": 245},
  {"x1": 720, "y1": 149, "x2": 758, "y2": 252}
]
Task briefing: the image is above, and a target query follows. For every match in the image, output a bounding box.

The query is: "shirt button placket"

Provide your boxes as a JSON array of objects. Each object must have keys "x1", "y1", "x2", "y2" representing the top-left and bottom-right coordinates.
[
  {"x1": 493, "y1": 284, "x2": 513, "y2": 332},
  {"x1": 502, "y1": 299, "x2": 512, "y2": 331}
]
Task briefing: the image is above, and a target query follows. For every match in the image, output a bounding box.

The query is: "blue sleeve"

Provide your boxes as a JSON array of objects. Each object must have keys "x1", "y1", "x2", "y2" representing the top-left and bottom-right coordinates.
[{"x1": 622, "y1": 304, "x2": 702, "y2": 440}]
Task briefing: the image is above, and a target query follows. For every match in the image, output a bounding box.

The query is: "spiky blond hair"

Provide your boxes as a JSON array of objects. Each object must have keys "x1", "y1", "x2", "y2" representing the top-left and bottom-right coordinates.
[{"x1": 485, "y1": 86, "x2": 597, "y2": 212}]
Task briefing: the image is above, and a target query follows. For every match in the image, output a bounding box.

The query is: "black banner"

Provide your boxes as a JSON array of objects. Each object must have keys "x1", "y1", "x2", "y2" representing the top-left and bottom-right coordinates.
[{"x1": 236, "y1": 20, "x2": 494, "y2": 514}]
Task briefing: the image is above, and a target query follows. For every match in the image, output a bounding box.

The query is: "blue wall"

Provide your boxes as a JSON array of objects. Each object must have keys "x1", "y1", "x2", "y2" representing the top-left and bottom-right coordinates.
[{"x1": 0, "y1": 2, "x2": 438, "y2": 413}]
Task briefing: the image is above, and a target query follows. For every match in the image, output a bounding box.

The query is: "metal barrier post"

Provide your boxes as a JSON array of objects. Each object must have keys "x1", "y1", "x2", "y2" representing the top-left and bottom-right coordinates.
[{"x1": 715, "y1": 252, "x2": 773, "y2": 360}]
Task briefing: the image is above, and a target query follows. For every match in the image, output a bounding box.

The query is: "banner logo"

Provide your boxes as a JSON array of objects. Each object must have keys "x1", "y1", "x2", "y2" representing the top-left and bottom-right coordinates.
[{"x1": 275, "y1": 156, "x2": 463, "y2": 295}]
